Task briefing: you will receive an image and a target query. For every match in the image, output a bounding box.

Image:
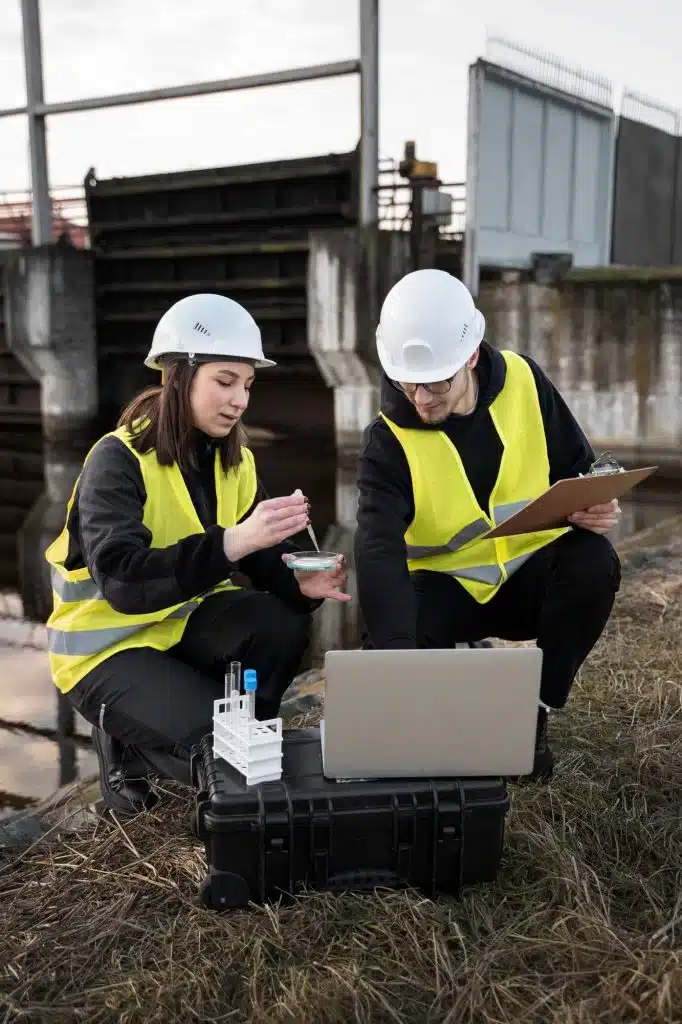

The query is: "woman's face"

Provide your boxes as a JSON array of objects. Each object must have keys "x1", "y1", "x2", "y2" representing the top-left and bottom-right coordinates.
[{"x1": 189, "y1": 360, "x2": 255, "y2": 437}]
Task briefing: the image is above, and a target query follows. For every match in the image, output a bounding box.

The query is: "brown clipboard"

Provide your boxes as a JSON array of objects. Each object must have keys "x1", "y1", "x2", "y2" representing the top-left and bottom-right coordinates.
[{"x1": 484, "y1": 465, "x2": 658, "y2": 539}]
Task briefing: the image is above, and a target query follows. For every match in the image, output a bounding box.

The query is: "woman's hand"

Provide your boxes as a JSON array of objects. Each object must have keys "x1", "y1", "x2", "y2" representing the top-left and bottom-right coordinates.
[
  {"x1": 282, "y1": 553, "x2": 351, "y2": 602},
  {"x1": 223, "y1": 493, "x2": 309, "y2": 561},
  {"x1": 568, "y1": 498, "x2": 621, "y2": 534}
]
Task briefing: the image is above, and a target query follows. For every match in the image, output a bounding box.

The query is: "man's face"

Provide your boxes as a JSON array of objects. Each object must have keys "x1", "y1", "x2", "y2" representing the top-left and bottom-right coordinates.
[{"x1": 397, "y1": 363, "x2": 473, "y2": 424}]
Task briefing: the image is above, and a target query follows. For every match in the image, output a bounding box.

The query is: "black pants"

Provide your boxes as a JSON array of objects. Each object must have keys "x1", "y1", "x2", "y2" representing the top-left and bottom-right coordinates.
[
  {"x1": 69, "y1": 590, "x2": 311, "y2": 785},
  {"x1": 408, "y1": 529, "x2": 621, "y2": 709}
]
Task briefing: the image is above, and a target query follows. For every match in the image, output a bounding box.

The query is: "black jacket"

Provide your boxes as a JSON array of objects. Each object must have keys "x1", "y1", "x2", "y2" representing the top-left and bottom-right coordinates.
[
  {"x1": 62, "y1": 432, "x2": 318, "y2": 617},
  {"x1": 354, "y1": 342, "x2": 595, "y2": 649}
]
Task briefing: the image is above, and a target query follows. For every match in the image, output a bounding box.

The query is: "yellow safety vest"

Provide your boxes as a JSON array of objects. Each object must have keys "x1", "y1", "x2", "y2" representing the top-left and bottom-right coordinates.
[
  {"x1": 45, "y1": 426, "x2": 258, "y2": 693},
  {"x1": 381, "y1": 349, "x2": 569, "y2": 604}
]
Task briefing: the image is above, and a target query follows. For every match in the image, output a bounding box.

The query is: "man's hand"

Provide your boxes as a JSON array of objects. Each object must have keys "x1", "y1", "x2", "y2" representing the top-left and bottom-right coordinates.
[
  {"x1": 281, "y1": 553, "x2": 352, "y2": 602},
  {"x1": 568, "y1": 498, "x2": 621, "y2": 534}
]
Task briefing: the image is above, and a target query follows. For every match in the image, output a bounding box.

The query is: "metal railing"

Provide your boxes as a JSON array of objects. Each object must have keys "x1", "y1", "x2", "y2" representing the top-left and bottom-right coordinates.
[
  {"x1": 376, "y1": 157, "x2": 466, "y2": 237},
  {"x1": 1, "y1": 165, "x2": 467, "y2": 250},
  {"x1": 0, "y1": 184, "x2": 89, "y2": 246},
  {"x1": 620, "y1": 89, "x2": 681, "y2": 136},
  {"x1": 485, "y1": 34, "x2": 614, "y2": 109}
]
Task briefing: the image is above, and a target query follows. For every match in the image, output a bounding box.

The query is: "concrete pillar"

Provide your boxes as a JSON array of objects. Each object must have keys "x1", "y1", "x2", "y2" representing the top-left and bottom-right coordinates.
[
  {"x1": 4, "y1": 244, "x2": 98, "y2": 621},
  {"x1": 307, "y1": 225, "x2": 410, "y2": 451},
  {"x1": 306, "y1": 226, "x2": 410, "y2": 654},
  {"x1": 310, "y1": 456, "x2": 365, "y2": 660}
]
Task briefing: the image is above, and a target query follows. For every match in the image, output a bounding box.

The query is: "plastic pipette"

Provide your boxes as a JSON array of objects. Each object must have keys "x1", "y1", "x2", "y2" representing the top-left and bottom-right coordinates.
[{"x1": 293, "y1": 487, "x2": 320, "y2": 551}]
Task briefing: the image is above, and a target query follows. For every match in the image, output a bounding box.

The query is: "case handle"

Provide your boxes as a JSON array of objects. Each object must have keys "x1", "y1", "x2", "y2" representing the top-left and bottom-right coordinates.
[{"x1": 326, "y1": 869, "x2": 407, "y2": 891}]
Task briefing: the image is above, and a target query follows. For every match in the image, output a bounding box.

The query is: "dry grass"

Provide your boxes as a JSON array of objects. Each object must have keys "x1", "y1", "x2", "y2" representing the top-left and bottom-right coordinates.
[{"x1": 1, "y1": 544, "x2": 681, "y2": 1024}]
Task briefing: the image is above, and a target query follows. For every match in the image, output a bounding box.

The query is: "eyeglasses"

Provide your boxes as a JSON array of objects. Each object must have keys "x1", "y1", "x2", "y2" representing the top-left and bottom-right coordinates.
[{"x1": 393, "y1": 377, "x2": 455, "y2": 396}]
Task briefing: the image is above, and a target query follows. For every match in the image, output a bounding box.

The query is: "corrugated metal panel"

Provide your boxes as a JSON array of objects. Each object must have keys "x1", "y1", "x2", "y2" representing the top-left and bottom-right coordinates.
[
  {"x1": 611, "y1": 90, "x2": 681, "y2": 266},
  {"x1": 464, "y1": 59, "x2": 616, "y2": 293}
]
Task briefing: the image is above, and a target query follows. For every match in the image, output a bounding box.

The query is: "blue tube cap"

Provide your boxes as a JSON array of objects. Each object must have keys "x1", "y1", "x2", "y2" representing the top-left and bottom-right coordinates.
[{"x1": 243, "y1": 669, "x2": 258, "y2": 693}]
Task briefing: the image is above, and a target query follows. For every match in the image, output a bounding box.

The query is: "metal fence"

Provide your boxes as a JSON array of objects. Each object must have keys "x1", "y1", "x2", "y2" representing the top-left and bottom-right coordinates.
[
  {"x1": 0, "y1": 185, "x2": 89, "y2": 247},
  {"x1": 485, "y1": 34, "x2": 614, "y2": 109},
  {"x1": 620, "y1": 89, "x2": 680, "y2": 136}
]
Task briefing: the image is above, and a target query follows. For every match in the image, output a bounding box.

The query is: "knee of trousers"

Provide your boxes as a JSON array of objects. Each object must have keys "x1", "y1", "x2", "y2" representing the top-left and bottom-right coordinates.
[
  {"x1": 556, "y1": 529, "x2": 622, "y2": 594},
  {"x1": 253, "y1": 599, "x2": 312, "y2": 656}
]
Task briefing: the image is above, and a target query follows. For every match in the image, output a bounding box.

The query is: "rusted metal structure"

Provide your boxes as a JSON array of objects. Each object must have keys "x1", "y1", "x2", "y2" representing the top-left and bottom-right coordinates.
[
  {"x1": 0, "y1": 149, "x2": 361, "y2": 594},
  {"x1": 86, "y1": 149, "x2": 360, "y2": 436},
  {"x1": 0, "y1": 143, "x2": 469, "y2": 595}
]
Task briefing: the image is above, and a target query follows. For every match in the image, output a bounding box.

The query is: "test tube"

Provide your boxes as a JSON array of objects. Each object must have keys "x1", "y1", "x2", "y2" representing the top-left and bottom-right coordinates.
[
  {"x1": 229, "y1": 660, "x2": 241, "y2": 731},
  {"x1": 243, "y1": 669, "x2": 257, "y2": 721},
  {"x1": 230, "y1": 661, "x2": 241, "y2": 692}
]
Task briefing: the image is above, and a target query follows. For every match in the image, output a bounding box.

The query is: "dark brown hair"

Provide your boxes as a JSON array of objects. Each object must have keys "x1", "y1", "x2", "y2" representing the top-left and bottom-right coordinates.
[{"x1": 117, "y1": 359, "x2": 247, "y2": 472}]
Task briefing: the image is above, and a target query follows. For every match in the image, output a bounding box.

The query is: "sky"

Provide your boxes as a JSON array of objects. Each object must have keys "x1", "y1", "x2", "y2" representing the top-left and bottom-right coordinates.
[{"x1": 0, "y1": 0, "x2": 681, "y2": 193}]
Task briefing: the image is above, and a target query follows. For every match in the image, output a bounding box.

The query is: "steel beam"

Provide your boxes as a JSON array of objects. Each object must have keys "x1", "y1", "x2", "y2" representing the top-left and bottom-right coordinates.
[
  {"x1": 359, "y1": 0, "x2": 379, "y2": 225},
  {"x1": 7, "y1": 0, "x2": 378, "y2": 245},
  {"x1": 20, "y1": 0, "x2": 51, "y2": 245},
  {"x1": 0, "y1": 58, "x2": 361, "y2": 120}
]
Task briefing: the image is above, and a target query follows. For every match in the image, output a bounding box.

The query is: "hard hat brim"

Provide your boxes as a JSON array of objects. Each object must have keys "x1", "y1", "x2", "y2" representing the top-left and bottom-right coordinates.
[
  {"x1": 377, "y1": 311, "x2": 485, "y2": 385},
  {"x1": 144, "y1": 353, "x2": 277, "y2": 371}
]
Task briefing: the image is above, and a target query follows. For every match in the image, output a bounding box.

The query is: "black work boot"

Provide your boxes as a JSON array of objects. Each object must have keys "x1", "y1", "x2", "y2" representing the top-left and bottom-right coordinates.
[
  {"x1": 92, "y1": 727, "x2": 159, "y2": 817},
  {"x1": 508, "y1": 707, "x2": 555, "y2": 784},
  {"x1": 529, "y1": 707, "x2": 555, "y2": 781}
]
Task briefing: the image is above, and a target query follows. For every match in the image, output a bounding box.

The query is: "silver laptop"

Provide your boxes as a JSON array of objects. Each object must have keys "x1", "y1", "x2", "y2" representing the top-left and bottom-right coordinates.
[{"x1": 320, "y1": 646, "x2": 543, "y2": 780}]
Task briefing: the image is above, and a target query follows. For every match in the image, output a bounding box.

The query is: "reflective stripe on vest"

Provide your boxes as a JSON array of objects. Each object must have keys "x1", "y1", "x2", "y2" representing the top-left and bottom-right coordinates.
[
  {"x1": 51, "y1": 570, "x2": 101, "y2": 603},
  {"x1": 404, "y1": 500, "x2": 531, "y2": 560},
  {"x1": 443, "y1": 551, "x2": 532, "y2": 587},
  {"x1": 47, "y1": 597, "x2": 206, "y2": 656}
]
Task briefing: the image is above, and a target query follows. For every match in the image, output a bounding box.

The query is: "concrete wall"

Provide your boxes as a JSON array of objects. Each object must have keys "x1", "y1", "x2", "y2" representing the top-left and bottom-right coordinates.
[
  {"x1": 674, "y1": 141, "x2": 682, "y2": 266},
  {"x1": 479, "y1": 276, "x2": 682, "y2": 471},
  {"x1": 308, "y1": 232, "x2": 682, "y2": 470}
]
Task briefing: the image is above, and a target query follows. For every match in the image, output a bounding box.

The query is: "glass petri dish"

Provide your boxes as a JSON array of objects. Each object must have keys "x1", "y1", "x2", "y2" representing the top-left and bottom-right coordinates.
[{"x1": 285, "y1": 551, "x2": 340, "y2": 572}]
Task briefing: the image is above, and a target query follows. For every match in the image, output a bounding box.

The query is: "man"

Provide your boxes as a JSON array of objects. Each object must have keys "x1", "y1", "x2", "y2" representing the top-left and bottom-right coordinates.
[{"x1": 355, "y1": 269, "x2": 622, "y2": 780}]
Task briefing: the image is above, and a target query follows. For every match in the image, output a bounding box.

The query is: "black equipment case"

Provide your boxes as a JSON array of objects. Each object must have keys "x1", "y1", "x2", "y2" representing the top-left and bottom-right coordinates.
[{"x1": 192, "y1": 727, "x2": 509, "y2": 911}]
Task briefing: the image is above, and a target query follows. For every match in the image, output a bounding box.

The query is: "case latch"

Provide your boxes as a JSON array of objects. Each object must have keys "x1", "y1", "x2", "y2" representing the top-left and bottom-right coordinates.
[
  {"x1": 395, "y1": 795, "x2": 418, "y2": 880},
  {"x1": 434, "y1": 796, "x2": 462, "y2": 895},
  {"x1": 310, "y1": 801, "x2": 332, "y2": 888}
]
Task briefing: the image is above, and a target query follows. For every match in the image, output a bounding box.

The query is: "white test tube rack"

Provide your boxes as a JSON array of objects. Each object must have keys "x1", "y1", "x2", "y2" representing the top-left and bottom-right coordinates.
[{"x1": 212, "y1": 667, "x2": 283, "y2": 785}]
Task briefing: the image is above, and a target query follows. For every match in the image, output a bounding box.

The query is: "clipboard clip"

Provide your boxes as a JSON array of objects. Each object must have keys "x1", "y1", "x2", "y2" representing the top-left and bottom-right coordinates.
[{"x1": 584, "y1": 451, "x2": 625, "y2": 476}]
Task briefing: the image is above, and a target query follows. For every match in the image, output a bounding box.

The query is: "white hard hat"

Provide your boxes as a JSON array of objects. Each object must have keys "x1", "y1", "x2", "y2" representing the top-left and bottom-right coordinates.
[
  {"x1": 376, "y1": 269, "x2": 485, "y2": 383},
  {"x1": 144, "y1": 293, "x2": 276, "y2": 371}
]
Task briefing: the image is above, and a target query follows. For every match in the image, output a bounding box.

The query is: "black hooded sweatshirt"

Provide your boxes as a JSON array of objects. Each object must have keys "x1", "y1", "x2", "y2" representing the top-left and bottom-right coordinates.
[
  {"x1": 354, "y1": 342, "x2": 595, "y2": 650},
  {"x1": 60, "y1": 431, "x2": 319, "y2": 618}
]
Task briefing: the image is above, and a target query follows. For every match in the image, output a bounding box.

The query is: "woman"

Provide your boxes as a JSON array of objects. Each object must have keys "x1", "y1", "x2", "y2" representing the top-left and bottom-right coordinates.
[{"x1": 45, "y1": 293, "x2": 349, "y2": 816}]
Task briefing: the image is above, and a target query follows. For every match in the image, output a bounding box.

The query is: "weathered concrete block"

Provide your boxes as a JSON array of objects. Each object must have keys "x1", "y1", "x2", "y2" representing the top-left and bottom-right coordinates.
[
  {"x1": 478, "y1": 278, "x2": 682, "y2": 467},
  {"x1": 3, "y1": 244, "x2": 99, "y2": 621},
  {"x1": 307, "y1": 227, "x2": 410, "y2": 450},
  {"x1": 4, "y1": 244, "x2": 97, "y2": 444}
]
